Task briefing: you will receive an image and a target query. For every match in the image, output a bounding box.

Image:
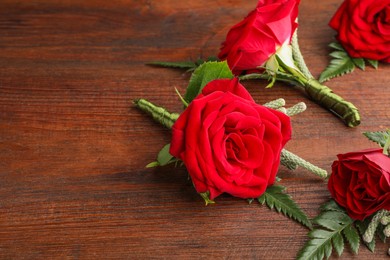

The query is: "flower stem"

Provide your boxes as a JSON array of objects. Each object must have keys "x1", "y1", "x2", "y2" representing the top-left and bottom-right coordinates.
[
  {"x1": 134, "y1": 99, "x2": 179, "y2": 129},
  {"x1": 281, "y1": 149, "x2": 328, "y2": 178},
  {"x1": 290, "y1": 30, "x2": 361, "y2": 128},
  {"x1": 302, "y1": 79, "x2": 360, "y2": 127}
]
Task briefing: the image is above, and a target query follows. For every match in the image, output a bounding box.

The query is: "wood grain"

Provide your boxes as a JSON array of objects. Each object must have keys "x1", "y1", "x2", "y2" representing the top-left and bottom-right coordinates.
[{"x1": 0, "y1": 0, "x2": 389, "y2": 259}]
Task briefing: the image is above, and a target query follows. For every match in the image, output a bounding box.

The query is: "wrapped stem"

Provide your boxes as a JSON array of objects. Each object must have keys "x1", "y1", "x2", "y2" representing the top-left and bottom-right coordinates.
[
  {"x1": 302, "y1": 79, "x2": 360, "y2": 127},
  {"x1": 134, "y1": 99, "x2": 179, "y2": 129},
  {"x1": 290, "y1": 30, "x2": 361, "y2": 128}
]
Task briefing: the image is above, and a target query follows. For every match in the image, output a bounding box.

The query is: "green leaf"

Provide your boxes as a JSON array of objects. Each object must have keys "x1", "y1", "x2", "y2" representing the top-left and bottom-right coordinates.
[
  {"x1": 352, "y1": 58, "x2": 365, "y2": 70},
  {"x1": 342, "y1": 225, "x2": 360, "y2": 254},
  {"x1": 147, "y1": 61, "x2": 197, "y2": 69},
  {"x1": 184, "y1": 61, "x2": 234, "y2": 103},
  {"x1": 355, "y1": 219, "x2": 376, "y2": 252},
  {"x1": 146, "y1": 161, "x2": 159, "y2": 168},
  {"x1": 257, "y1": 185, "x2": 312, "y2": 229},
  {"x1": 328, "y1": 42, "x2": 345, "y2": 51},
  {"x1": 332, "y1": 232, "x2": 344, "y2": 256},
  {"x1": 363, "y1": 130, "x2": 390, "y2": 148},
  {"x1": 376, "y1": 224, "x2": 387, "y2": 243},
  {"x1": 174, "y1": 88, "x2": 188, "y2": 107},
  {"x1": 297, "y1": 200, "x2": 356, "y2": 260},
  {"x1": 319, "y1": 49, "x2": 356, "y2": 83},
  {"x1": 199, "y1": 191, "x2": 215, "y2": 206},
  {"x1": 157, "y1": 144, "x2": 176, "y2": 166},
  {"x1": 366, "y1": 59, "x2": 379, "y2": 69},
  {"x1": 320, "y1": 199, "x2": 345, "y2": 212}
]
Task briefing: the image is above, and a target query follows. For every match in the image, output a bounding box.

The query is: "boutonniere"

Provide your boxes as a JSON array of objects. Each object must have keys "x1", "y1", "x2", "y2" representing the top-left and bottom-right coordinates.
[
  {"x1": 319, "y1": 0, "x2": 389, "y2": 82},
  {"x1": 136, "y1": 61, "x2": 327, "y2": 229},
  {"x1": 149, "y1": 0, "x2": 361, "y2": 127},
  {"x1": 298, "y1": 130, "x2": 390, "y2": 259}
]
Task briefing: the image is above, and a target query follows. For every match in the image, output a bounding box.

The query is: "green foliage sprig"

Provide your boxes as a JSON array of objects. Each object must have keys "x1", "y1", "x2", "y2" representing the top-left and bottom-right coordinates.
[{"x1": 319, "y1": 42, "x2": 378, "y2": 83}]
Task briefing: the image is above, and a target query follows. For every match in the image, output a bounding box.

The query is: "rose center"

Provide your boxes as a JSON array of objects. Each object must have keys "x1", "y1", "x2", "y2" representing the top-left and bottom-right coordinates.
[{"x1": 225, "y1": 131, "x2": 262, "y2": 169}]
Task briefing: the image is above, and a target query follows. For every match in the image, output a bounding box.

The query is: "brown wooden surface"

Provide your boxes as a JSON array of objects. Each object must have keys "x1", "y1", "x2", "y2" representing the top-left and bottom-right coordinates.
[{"x1": 1, "y1": 0, "x2": 389, "y2": 259}]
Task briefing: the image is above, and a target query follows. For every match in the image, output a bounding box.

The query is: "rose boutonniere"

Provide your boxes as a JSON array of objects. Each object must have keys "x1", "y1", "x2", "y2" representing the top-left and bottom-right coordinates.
[
  {"x1": 298, "y1": 130, "x2": 390, "y2": 259},
  {"x1": 218, "y1": 0, "x2": 360, "y2": 128},
  {"x1": 136, "y1": 61, "x2": 327, "y2": 228},
  {"x1": 149, "y1": 0, "x2": 361, "y2": 127},
  {"x1": 319, "y1": 0, "x2": 390, "y2": 82}
]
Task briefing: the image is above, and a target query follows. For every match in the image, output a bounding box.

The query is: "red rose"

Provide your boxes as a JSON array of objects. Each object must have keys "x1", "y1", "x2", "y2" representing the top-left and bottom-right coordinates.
[
  {"x1": 328, "y1": 149, "x2": 390, "y2": 220},
  {"x1": 329, "y1": 0, "x2": 390, "y2": 62},
  {"x1": 218, "y1": 0, "x2": 300, "y2": 75},
  {"x1": 169, "y1": 78, "x2": 291, "y2": 200}
]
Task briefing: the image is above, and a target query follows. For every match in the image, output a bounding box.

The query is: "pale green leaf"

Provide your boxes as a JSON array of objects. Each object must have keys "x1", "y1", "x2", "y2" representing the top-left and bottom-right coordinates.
[
  {"x1": 366, "y1": 59, "x2": 379, "y2": 69},
  {"x1": 355, "y1": 219, "x2": 376, "y2": 252},
  {"x1": 320, "y1": 200, "x2": 345, "y2": 212},
  {"x1": 199, "y1": 191, "x2": 215, "y2": 206},
  {"x1": 332, "y1": 232, "x2": 344, "y2": 256},
  {"x1": 157, "y1": 144, "x2": 174, "y2": 166},
  {"x1": 328, "y1": 42, "x2": 345, "y2": 51},
  {"x1": 313, "y1": 211, "x2": 351, "y2": 230},
  {"x1": 352, "y1": 58, "x2": 365, "y2": 70},
  {"x1": 147, "y1": 61, "x2": 197, "y2": 69},
  {"x1": 184, "y1": 61, "x2": 234, "y2": 103},
  {"x1": 329, "y1": 50, "x2": 349, "y2": 59},
  {"x1": 342, "y1": 225, "x2": 360, "y2": 254},
  {"x1": 377, "y1": 224, "x2": 387, "y2": 243},
  {"x1": 324, "y1": 242, "x2": 332, "y2": 259},
  {"x1": 146, "y1": 161, "x2": 159, "y2": 168},
  {"x1": 257, "y1": 185, "x2": 312, "y2": 229},
  {"x1": 319, "y1": 50, "x2": 356, "y2": 83},
  {"x1": 363, "y1": 130, "x2": 390, "y2": 148}
]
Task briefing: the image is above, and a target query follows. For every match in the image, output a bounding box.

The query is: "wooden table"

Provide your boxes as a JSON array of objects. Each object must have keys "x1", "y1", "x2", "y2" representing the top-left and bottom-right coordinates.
[{"x1": 1, "y1": 0, "x2": 389, "y2": 259}]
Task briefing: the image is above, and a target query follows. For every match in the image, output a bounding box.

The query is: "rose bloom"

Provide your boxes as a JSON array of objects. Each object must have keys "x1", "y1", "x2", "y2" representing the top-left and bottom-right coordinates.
[
  {"x1": 169, "y1": 78, "x2": 291, "y2": 200},
  {"x1": 329, "y1": 0, "x2": 390, "y2": 62},
  {"x1": 218, "y1": 0, "x2": 300, "y2": 75},
  {"x1": 328, "y1": 149, "x2": 390, "y2": 220}
]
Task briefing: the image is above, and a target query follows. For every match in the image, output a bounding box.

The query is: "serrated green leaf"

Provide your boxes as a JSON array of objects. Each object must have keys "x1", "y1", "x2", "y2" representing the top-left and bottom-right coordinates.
[
  {"x1": 355, "y1": 219, "x2": 376, "y2": 252},
  {"x1": 342, "y1": 225, "x2": 360, "y2": 254},
  {"x1": 309, "y1": 229, "x2": 334, "y2": 239},
  {"x1": 320, "y1": 200, "x2": 346, "y2": 212},
  {"x1": 332, "y1": 232, "x2": 344, "y2": 256},
  {"x1": 377, "y1": 224, "x2": 387, "y2": 243},
  {"x1": 157, "y1": 144, "x2": 174, "y2": 166},
  {"x1": 184, "y1": 61, "x2": 234, "y2": 103},
  {"x1": 297, "y1": 201, "x2": 356, "y2": 260},
  {"x1": 147, "y1": 61, "x2": 197, "y2": 69},
  {"x1": 319, "y1": 50, "x2": 356, "y2": 83},
  {"x1": 329, "y1": 42, "x2": 345, "y2": 51},
  {"x1": 366, "y1": 59, "x2": 379, "y2": 69},
  {"x1": 314, "y1": 211, "x2": 351, "y2": 230},
  {"x1": 297, "y1": 236, "x2": 332, "y2": 260},
  {"x1": 363, "y1": 130, "x2": 390, "y2": 148},
  {"x1": 257, "y1": 185, "x2": 312, "y2": 229},
  {"x1": 324, "y1": 241, "x2": 332, "y2": 259},
  {"x1": 329, "y1": 50, "x2": 349, "y2": 59},
  {"x1": 352, "y1": 58, "x2": 365, "y2": 70}
]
